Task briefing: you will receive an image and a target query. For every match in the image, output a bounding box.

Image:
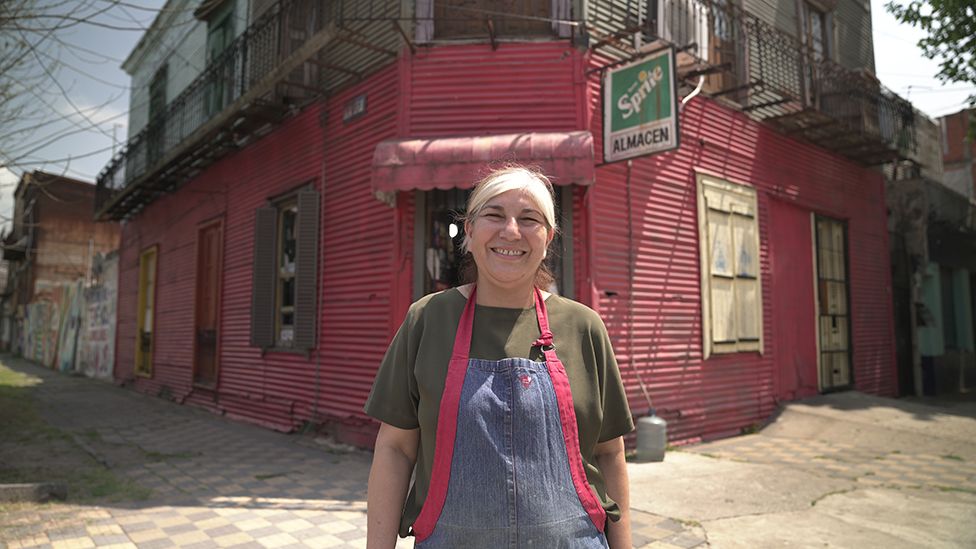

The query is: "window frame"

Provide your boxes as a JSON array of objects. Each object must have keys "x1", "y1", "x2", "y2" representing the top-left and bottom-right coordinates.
[
  {"x1": 135, "y1": 245, "x2": 159, "y2": 377},
  {"x1": 696, "y1": 171, "x2": 764, "y2": 359},
  {"x1": 250, "y1": 184, "x2": 320, "y2": 353}
]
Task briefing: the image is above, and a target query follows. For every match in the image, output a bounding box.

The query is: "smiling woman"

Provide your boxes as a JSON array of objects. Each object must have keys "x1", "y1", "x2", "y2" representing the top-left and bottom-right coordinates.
[
  {"x1": 460, "y1": 167, "x2": 557, "y2": 308},
  {"x1": 364, "y1": 166, "x2": 635, "y2": 549}
]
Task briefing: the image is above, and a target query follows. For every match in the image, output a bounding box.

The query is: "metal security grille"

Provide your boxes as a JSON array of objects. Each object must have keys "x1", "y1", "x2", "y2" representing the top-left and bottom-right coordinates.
[{"x1": 815, "y1": 216, "x2": 852, "y2": 391}]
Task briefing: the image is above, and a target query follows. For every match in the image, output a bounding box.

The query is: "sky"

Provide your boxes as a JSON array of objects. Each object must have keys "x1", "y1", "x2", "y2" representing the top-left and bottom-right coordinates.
[{"x1": 0, "y1": 0, "x2": 973, "y2": 229}]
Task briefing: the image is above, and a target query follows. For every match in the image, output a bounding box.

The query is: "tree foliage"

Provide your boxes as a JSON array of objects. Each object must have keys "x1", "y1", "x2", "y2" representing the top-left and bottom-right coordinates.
[{"x1": 885, "y1": 0, "x2": 976, "y2": 112}]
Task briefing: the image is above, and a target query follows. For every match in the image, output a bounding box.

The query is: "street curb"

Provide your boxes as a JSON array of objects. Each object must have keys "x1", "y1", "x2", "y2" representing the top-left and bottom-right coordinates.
[{"x1": 0, "y1": 483, "x2": 68, "y2": 503}]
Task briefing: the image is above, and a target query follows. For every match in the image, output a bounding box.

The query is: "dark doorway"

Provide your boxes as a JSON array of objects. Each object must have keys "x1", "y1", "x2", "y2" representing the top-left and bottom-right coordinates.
[
  {"x1": 194, "y1": 220, "x2": 223, "y2": 386},
  {"x1": 890, "y1": 232, "x2": 915, "y2": 396}
]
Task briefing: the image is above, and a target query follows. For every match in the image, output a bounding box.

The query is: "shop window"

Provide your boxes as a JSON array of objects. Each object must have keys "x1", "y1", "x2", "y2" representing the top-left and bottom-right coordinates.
[
  {"x1": 696, "y1": 173, "x2": 762, "y2": 358},
  {"x1": 135, "y1": 245, "x2": 158, "y2": 377},
  {"x1": 414, "y1": 187, "x2": 574, "y2": 299},
  {"x1": 250, "y1": 186, "x2": 320, "y2": 351}
]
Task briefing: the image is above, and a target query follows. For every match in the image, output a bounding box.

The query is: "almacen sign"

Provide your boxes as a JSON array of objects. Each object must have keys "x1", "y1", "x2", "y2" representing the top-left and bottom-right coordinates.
[{"x1": 603, "y1": 48, "x2": 679, "y2": 163}]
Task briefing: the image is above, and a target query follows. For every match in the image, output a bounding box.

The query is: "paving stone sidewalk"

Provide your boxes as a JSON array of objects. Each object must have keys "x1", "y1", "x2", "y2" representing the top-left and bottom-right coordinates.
[
  {"x1": 687, "y1": 433, "x2": 976, "y2": 493},
  {"x1": 0, "y1": 357, "x2": 704, "y2": 548}
]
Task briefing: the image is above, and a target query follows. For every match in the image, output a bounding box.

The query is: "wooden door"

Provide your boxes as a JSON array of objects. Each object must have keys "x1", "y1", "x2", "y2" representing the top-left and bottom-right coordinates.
[
  {"x1": 194, "y1": 221, "x2": 223, "y2": 386},
  {"x1": 815, "y1": 216, "x2": 852, "y2": 391}
]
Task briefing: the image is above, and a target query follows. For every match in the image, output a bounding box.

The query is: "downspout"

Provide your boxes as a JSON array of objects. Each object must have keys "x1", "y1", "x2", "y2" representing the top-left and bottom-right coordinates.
[
  {"x1": 625, "y1": 160, "x2": 654, "y2": 412},
  {"x1": 313, "y1": 145, "x2": 326, "y2": 426}
]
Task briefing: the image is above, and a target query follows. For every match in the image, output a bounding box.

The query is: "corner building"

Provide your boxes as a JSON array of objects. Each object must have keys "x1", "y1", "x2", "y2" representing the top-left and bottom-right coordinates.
[{"x1": 100, "y1": 0, "x2": 918, "y2": 446}]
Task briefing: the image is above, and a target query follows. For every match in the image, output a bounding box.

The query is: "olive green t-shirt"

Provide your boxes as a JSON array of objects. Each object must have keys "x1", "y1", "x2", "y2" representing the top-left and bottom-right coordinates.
[{"x1": 364, "y1": 288, "x2": 634, "y2": 537}]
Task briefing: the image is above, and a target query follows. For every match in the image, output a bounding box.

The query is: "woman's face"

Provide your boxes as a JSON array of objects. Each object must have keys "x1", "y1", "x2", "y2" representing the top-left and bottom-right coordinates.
[{"x1": 465, "y1": 188, "x2": 554, "y2": 296}]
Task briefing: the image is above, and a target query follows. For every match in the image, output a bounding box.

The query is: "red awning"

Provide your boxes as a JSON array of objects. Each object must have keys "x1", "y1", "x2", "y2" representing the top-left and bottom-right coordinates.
[{"x1": 370, "y1": 131, "x2": 595, "y2": 193}]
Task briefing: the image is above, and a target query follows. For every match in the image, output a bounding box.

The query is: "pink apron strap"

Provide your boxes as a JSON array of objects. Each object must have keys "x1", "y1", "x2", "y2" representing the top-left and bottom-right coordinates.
[
  {"x1": 411, "y1": 287, "x2": 477, "y2": 540},
  {"x1": 533, "y1": 288, "x2": 608, "y2": 532}
]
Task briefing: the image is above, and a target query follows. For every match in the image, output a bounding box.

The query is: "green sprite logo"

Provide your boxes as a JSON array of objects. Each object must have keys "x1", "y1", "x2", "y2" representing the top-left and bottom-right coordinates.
[{"x1": 603, "y1": 48, "x2": 679, "y2": 162}]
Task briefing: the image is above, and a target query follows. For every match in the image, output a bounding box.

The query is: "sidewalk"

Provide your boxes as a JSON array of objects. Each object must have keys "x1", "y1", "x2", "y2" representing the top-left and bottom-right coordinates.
[
  {"x1": 629, "y1": 392, "x2": 976, "y2": 548},
  {"x1": 4, "y1": 354, "x2": 975, "y2": 548},
  {"x1": 0, "y1": 356, "x2": 702, "y2": 549}
]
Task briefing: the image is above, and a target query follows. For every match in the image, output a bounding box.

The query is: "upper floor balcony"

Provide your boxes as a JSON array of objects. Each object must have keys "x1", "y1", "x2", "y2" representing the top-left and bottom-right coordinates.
[
  {"x1": 97, "y1": 0, "x2": 918, "y2": 220},
  {"x1": 95, "y1": 0, "x2": 586, "y2": 220},
  {"x1": 588, "y1": 0, "x2": 917, "y2": 166}
]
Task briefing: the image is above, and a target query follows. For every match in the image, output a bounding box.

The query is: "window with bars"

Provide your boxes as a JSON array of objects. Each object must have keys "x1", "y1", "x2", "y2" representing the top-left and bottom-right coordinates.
[
  {"x1": 696, "y1": 173, "x2": 763, "y2": 358},
  {"x1": 250, "y1": 186, "x2": 320, "y2": 351}
]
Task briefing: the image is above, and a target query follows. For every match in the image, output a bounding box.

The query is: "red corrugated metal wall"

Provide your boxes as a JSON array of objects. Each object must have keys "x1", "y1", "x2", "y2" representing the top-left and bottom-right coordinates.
[
  {"x1": 585, "y1": 53, "x2": 896, "y2": 443},
  {"x1": 116, "y1": 41, "x2": 897, "y2": 448},
  {"x1": 116, "y1": 64, "x2": 400, "y2": 441},
  {"x1": 405, "y1": 43, "x2": 582, "y2": 136},
  {"x1": 769, "y1": 199, "x2": 818, "y2": 400}
]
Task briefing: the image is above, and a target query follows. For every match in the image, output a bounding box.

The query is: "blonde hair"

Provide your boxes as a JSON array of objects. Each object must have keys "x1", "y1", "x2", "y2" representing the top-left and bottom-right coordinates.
[{"x1": 459, "y1": 166, "x2": 558, "y2": 288}]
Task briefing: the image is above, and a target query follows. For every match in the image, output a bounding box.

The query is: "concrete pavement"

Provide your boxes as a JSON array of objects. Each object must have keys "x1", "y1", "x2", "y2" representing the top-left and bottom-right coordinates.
[
  {"x1": 2, "y1": 355, "x2": 975, "y2": 548},
  {"x1": 630, "y1": 392, "x2": 976, "y2": 548}
]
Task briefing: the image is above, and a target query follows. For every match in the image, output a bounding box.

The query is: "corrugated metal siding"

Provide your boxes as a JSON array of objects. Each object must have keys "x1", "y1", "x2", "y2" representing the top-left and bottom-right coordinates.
[
  {"x1": 742, "y1": 0, "x2": 796, "y2": 35},
  {"x1": 115, "y1": 63, "x2": 401, "y2": 435},
  {"x1": 769, "y1": 198, "x2": 818, "y2": 399},
  {"x1": 407, "y1": 43, "x2": 581, "y2": 136},
  {"x1": 586, "y1": 52, "x2": 894, "y2": 443},
  {"x1": 834, "y1": 0, "x2": 874, "y2": 71},
  {"x1": 310, "y1": 62, "x2": 401, "y2": 430}
]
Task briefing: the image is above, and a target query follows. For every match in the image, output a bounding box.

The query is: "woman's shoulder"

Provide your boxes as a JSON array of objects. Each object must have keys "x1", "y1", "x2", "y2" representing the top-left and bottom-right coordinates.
[
  {"x1": 546, "y1": 293, "x2": 606, "y2": 330},
  {"x1": 406, "y1": 287, "x2": 467, "y2": 319}
]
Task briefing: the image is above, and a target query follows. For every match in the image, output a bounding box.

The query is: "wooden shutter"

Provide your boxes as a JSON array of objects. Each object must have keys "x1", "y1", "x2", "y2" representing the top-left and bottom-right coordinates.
[
  {"x1": 293, "y1": 187, "x2": 320, "y2": 350},
  {"x1": 706, "y1": 200, "x2": 735, "y2": 344},
  {"x1": 732, "y1": 210, "x2": 760, "y2": 341},
  {"x1": 251, "y1": 205, "x2": 277, "y2": 348},
  {"x1": 699, "y1": 174, "x2": 763, "y2": 355}
]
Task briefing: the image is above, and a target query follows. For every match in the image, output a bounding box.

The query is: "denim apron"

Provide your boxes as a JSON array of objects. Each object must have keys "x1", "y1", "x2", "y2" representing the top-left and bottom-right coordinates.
[{"x1": 412, "y1": 287, "x2": 609, "y2": 549}]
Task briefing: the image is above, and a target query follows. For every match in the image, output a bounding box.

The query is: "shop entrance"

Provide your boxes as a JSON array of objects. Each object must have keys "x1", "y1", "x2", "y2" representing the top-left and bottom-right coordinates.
[{"x1": 413, "y1": 187, "x2": 574, "y2": 300}]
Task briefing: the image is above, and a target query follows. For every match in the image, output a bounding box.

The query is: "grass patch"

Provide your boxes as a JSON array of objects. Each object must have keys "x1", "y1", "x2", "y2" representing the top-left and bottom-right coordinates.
[
  {"x1": 740, "y1": 423, "x2": 762, "y2": 435},
  {"x1": 935, "y1": 485, "x2": 976, "y2": 495},
  {"x1": 811, "y1": 488, "x2": 853, "y2": 506},
  {"x1": 0, "y1": 362, "x2": 152, "y2": 504},
  {"x1": 941, "y1": 454, "x2": 964, "y2": 462}
]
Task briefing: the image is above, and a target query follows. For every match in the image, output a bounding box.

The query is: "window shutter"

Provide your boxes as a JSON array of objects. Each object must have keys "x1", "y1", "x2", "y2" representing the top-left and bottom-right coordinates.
[
  {"x1": 732, "y1": 212, "x2": 760, "y2": 341},
  {"x1": 294, "y1": 187, "x2": 320, "y2": 350},
  {"x1": 250, "y1": 205, "x2": 277, "y2": 348},
  {"x1": 706, "y1": 203, "x2": 735, "y2": 344}
]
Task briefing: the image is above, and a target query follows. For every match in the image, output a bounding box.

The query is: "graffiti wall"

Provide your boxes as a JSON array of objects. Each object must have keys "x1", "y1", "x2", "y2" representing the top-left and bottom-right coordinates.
[
  {"x1": 21, "y1": 299, "x2": 60, "y2": 368},
  {"x1": 17, "y1": 253, "x2": 118, "y2": 380},
  {"x1": 77, "y1": 254, "x2": 118, "y2": 380}
]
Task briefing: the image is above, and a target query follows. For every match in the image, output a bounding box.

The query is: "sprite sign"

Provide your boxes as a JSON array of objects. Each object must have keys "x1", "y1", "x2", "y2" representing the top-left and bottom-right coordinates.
[{"x1": 603, "y1": 48, "x2": 679, "y2": 162}]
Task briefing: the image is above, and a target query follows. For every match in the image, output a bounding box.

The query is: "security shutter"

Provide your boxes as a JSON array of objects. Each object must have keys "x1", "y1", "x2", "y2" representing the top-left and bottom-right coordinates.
[
  {"x1": 293, "y1": 187, "x2": 320, "y2": 350},
  {"x1": 250, "y1": 205, "x2": 277, "y2": 348}
]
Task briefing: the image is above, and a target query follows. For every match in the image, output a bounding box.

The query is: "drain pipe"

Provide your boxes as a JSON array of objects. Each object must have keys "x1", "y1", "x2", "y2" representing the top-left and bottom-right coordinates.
[{"x1": 625, "y1": 159, "x2": 667, "y2": 462}]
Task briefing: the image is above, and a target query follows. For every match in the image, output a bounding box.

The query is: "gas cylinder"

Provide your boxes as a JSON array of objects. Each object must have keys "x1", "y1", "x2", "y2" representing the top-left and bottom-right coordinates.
[{"x1": 636, "y1": 409, "x2": 667, "y2": 462}]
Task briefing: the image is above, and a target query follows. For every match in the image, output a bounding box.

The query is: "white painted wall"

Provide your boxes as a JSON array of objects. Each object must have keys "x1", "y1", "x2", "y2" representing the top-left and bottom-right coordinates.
[{"x1": 124, "y1": 0, "x2": 250, "y2": 140}]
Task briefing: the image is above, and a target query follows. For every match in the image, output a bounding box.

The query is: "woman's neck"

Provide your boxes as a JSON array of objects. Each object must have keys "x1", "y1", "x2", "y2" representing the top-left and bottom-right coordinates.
[{"x1": 467, "y1": 282, "x2": 535, "y2": 309}]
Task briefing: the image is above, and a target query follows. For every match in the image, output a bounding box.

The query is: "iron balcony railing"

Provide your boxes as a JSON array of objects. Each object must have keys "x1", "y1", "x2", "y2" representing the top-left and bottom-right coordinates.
[
  {"x1": 95, "y1": 0, "x2": 577, "y2": 218},
  {"x1": 94, "y1": 0, "x2": 399, "y2": 217},
  {"x1": 593, "y1": 0, "x2": 916, "y2": 163}
]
